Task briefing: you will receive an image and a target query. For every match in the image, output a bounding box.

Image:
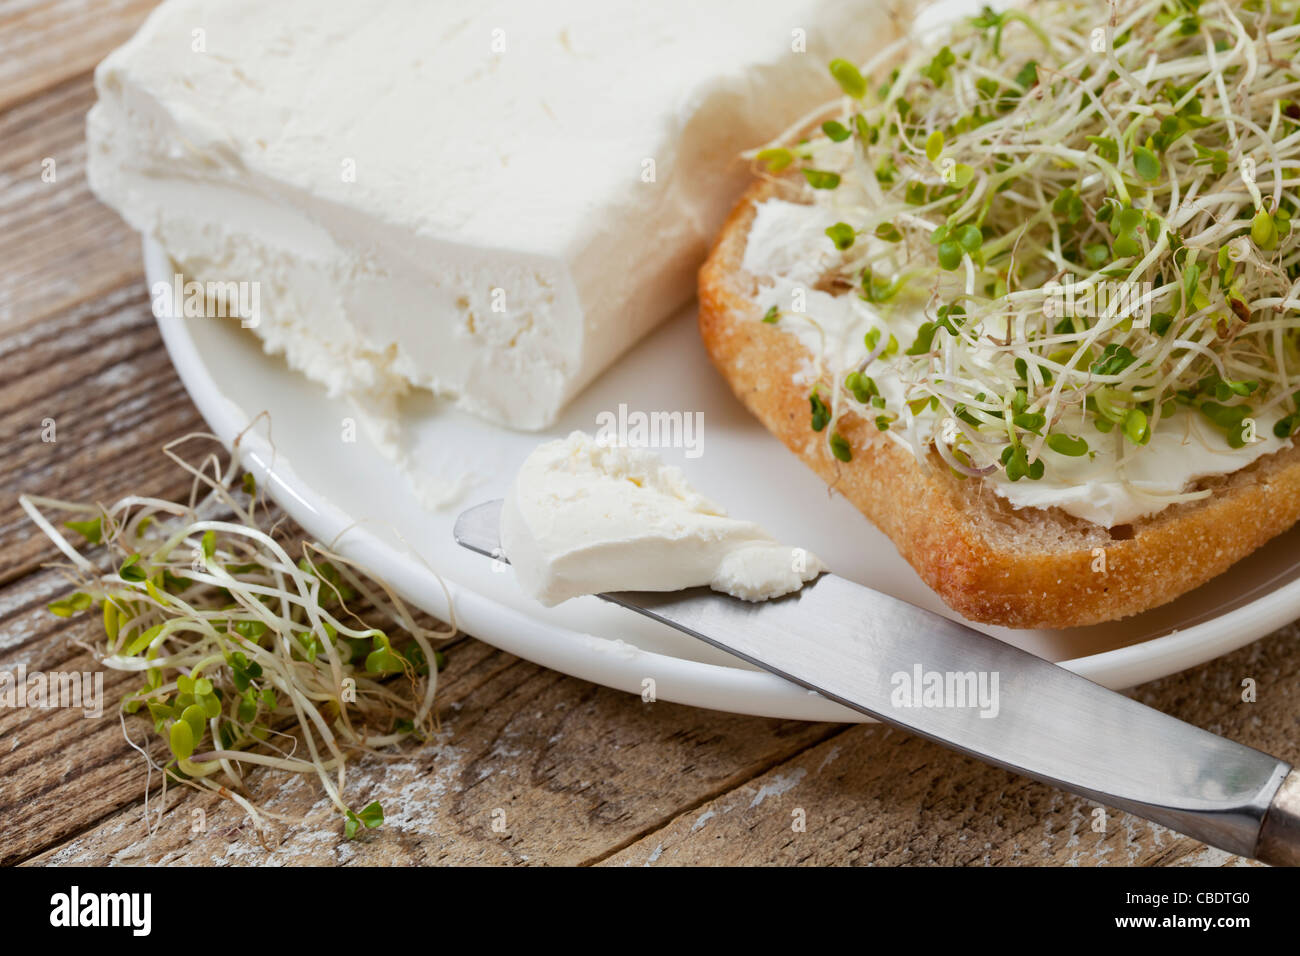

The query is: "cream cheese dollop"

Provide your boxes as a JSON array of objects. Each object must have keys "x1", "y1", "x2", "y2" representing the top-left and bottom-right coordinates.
[{"x1": 500, "y1": 432, "x2": 825, "y2": 606}]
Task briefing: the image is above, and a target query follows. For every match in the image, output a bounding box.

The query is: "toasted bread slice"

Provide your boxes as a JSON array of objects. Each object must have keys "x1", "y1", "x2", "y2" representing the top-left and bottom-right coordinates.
[{"x1": 699, "y1": 178, "x2": 1300, "y2": 628}]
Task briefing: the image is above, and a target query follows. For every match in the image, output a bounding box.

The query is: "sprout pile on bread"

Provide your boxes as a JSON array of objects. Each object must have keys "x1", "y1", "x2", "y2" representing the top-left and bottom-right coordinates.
[{"x1": 700, "y1": 0, "x2": 1300, "y2": 627}]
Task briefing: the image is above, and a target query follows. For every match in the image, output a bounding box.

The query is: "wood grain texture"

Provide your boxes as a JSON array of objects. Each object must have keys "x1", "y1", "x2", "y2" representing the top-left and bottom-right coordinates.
[
  {"x1": 20, "y1": 638, "x2": 839, "y2": 866},
  {"x1": 0, "y1": 283, "x2": 203, "y2": 587},
  {"x1": 602, "y1": 626, "x2": 1299, "y2": 867},
  {"x1": 0, "y1": 74, "x2": 145, "y2": 335},
  {"x1": 1, "y1": 0, "x2": 1297, "y2": 868},
  {"x1": 0, "y1": 0, "x2": 159, "y2": 113}
]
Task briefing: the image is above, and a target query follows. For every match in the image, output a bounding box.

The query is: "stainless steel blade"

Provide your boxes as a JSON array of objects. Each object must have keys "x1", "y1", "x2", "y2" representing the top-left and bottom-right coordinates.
[{"x1": 454, "y1": 499, "x2": 1294, "y2": 861}]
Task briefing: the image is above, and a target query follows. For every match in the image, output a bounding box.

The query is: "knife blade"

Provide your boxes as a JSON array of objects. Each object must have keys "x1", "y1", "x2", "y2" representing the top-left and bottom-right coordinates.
[{"x1": 454, "y1": 498, "x2": 1300, "y2": 865}]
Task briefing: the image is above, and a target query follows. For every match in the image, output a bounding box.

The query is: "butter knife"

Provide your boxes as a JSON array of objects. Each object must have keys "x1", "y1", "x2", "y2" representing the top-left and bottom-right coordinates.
[{"x1": 455, "y1": 499, "x2": 1300, "y2": 865}]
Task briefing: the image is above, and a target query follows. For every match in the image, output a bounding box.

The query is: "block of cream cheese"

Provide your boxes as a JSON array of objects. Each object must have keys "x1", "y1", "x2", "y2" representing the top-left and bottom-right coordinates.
[
  {"x1": 500, "y1": 432, "x2": 825, "y2": 605},
  {"x1": 87, "y1": 0, "x2": 895, "y2": 429}
]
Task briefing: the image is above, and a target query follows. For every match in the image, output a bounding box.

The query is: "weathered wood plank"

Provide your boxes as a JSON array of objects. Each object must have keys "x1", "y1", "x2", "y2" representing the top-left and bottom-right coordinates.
[
  {"x1": 600, "y1": 626, "x2": 1299, "y2": 866},
  {"x1": 18, "y1": 634, "x2": 840, "y2": 865},
  {"x1": 0, "y1": 0, "x2": 159, "y2": 114},
  {"x1": 0, "y1": 285, "x2": 206, "y2": 587},
  {"x1": 0, "y1": 570, "x2": 470, "y2": 865},
  {"x1": 0, "y1": 73, "x2": 145, "y2": 334}
]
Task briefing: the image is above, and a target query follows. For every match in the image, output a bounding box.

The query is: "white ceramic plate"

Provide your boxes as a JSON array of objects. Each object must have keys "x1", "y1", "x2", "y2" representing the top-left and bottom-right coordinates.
[{"x1": 146, "y1": 239, "x2": 1300, "y2": 722}]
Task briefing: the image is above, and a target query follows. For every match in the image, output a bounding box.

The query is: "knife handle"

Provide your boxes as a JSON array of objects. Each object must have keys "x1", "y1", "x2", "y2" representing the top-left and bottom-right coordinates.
[{"x1": 1257, "y1": 769, "x2": 1300, "y2": 866}]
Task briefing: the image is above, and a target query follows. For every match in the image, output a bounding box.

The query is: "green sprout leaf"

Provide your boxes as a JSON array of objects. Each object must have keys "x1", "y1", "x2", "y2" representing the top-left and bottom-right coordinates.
[
  {"x1": 48, "y1": 592, "x2": 92, "y2": 618},
  {"x1": 863, "y1": 327, "x2": 898, "y2": 357},
  {"x1": 344, "y1": 801, "x2": 385, "y2": 839},
  {"x1": 65, "y1": 517, "x2": 102, "y2": 545},
  {"x1": 1012, "y1": 411, "x2": 1046, "y2": 433},
  {"x1": 825, "y1": 222, "x2": 856, "y2": 250},
  {"x1": 905, "y1": 323, "x2": 939, "y2": 355},
  {"x1": 756, "y1": 148, "x2": 793, "y2": 172},
  {"x1": 1123, "y1": 408, "x2": 1150, "y2": 445},
  {"x1": 1013, "y1": 59, "x2": 1039, "y2": 90},
  {"x1": 821, "y1": 120, "x2": 851, "y2": 142},
  {"x1": 1214, "y1": 379, "x2": 1259, "y2": 401},
  {"x1": 955, "y1": 224, "x2": 983, "y2": 253},
  {"x1": 829, "y1": 59, "x2": 867, "y2": 99},
  {"x1": 802, "y1": 168, "x2": 841, "y2": 190},
  {"x1": 357, "y1": 801, "x2": 384, "y2": 829},
  {"x1": 169, "y1": 719, "x2": 195, "y2": 761},
  {"x1": 937, "y1": 241, "x2": 964, "y2": 270},
  {"x1": 925, "y1": 129, "x2": 945, "y2": 162},
  {"x1": 923, "y1": 46, "x2": 957, "y2": 86},
  {"x1": 119, "y1": 554, "x2": 147, "y2": 583},
  {"x1": 1200, "y1": 402, "x2": 1253, "y2": 447},
  {"x1": 1252, "y1": 210, "x2": 1277, "y2": 249},
  {"x1": 844, "y1": 371, "x2": 878, "y2": 404},
  {"x1": 124, "y1": 624, "x2": 163, "y2": 657},
  {"x1": 1091, "y1": 344, "x2": 1139, "y2": 377},
  {"x1": 1134, "y1": 146, "x2": 1161, "y2": 181},
  {"x1": 364, "y1": 633, "x2": 406, "y2": 675},
  {"x1": 1001, "y1": 444, "x2": 1045, "y2": 482},
  {"x1": 1046, "y1": 433, "x2": 1089, "y2": 456},
  {"x1": 810, "y1": 392, "x2": 831, "y2": 432}
]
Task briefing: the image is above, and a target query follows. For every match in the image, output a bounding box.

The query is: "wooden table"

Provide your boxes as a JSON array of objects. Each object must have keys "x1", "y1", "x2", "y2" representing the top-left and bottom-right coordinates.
[{"x1": 2, "y1": 0, "x2": 1296, "y2": 867}]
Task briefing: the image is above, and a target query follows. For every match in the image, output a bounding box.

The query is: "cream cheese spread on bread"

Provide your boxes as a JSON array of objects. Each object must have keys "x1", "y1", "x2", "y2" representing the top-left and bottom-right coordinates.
[
  {"x1": 87, "y1": 0, "x2": 891, "y2": 431},
  {"x1": 500, "y1": 432, "x2": 825, "y2": 606},
  {"x1": 742, "y1": 197, "x2": 1292, "y2": 527}
]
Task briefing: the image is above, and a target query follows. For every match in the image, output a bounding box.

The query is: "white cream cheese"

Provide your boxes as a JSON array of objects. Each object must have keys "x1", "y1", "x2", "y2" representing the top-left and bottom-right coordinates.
[
  {"x1": 742, "y1": 197, "x2": 1293, "y2": 527},
  {"x1": 87, "y1": 0, "x2": 893, "y2": 431},
  {"x1": 500, "y1": 432, "x2": 825, "y2": 606}
]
